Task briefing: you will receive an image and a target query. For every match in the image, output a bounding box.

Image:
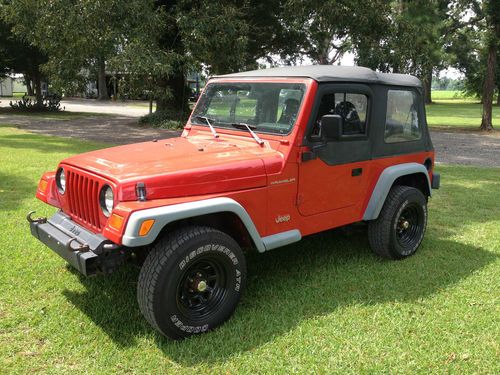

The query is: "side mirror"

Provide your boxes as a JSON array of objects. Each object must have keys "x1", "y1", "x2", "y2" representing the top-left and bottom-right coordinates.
[{"x1": 321, "y1": 114, "x2": 343, "y2": 141}]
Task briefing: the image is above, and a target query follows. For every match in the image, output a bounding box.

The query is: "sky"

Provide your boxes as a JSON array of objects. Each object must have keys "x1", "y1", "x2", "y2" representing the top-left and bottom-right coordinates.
[
  {"x1": 339, "y1": 52, "x2": 462, "y2": 79},
  {"x1": 262, "y1": 51, "x2": 463, "y2": 80}
]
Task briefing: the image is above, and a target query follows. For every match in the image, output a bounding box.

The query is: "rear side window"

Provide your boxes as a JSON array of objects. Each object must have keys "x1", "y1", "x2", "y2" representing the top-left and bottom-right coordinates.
[{"x1": 384, "y1": 90, "x2": 421, "y2": 143}]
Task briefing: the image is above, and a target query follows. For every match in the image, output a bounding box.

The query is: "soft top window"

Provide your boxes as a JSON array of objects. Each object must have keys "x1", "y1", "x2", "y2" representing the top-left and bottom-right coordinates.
[
  {"x1": 313, "y1": 92, "x2": 368, "y2": 136},
  {"x1": 191, "y1": 82, "x2": 306, "y2": 135},
  {"x1": 384, "y1": 90, "x2": 421, "y2": 143}
]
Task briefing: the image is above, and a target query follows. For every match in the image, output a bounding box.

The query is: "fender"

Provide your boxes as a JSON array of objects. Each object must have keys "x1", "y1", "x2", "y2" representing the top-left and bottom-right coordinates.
[
  {"x1": 121, "y1": 197, "x2": 301, "y2": 252},
  {"x1": 363, "y1": 163, "x2": 431, "y2": 221}
]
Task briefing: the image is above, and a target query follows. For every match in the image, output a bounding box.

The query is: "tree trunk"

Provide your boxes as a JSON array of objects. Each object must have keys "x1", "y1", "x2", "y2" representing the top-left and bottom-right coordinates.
[
  {"x1": 480, "y1": 44, "x2": 496, "y2": 131},
  {"x1": 33, "y1": 73, "x2": 43, "y2": 108},
  {"x1": 318, "y1": 55, "x2": 329, "y2": 65},
  {"x1": 423, "y1": 69, "x2": 433, "y2": 104},
  {"x1": 156, "y1": 69, "x2": 190, "y2": 119},
  {"x1": 97, "y1": 57, "x2": 109, "y2": 101},
  {"x1": 317, "y1": 33, "x2": 333, "y2": 65},
  {"x1": 25, "y1": 75, "x2": 34, "y2": 96}
]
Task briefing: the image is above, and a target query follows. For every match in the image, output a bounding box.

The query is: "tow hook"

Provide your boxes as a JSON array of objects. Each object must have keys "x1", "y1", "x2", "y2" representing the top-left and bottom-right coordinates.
[
  {"x1": 66, "y1": 238, "x2": 90, "y2": 252},
  {"x1": 26, "y1": 211, "x2": 47, "y2": 224}
]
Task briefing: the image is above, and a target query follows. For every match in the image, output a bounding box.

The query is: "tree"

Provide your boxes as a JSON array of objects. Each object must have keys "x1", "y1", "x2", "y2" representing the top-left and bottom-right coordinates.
[
  {"x1": 120, "y1": 0, "x2": 298, "y2": 115},
  {"x1": 281, "y1": 0, "x2": 391, "y2": 65},
  {"x1": 112, "y1": 0, "x2": 249, "y2": 115},
  {"x1": 0, "y1": 17, "x2": 47, "y2": 106},
  {"x1": 447, "y1": 0, "x2": 499, "y2": 130},
  {"x1": 355, "y1": 0, "x2": 450, "y2": 104},
  {"x1": 3, "y1": 0, "x2": 151, "y2": 100},
  {"x1": 0, "y1": 22, "x2": 9, "y2": 78},
  {"x1": 4, "y1": 0, "x2": 294, "y2": 113},
  {"x1": 479, "y1": 0, "x2": 499, "y2": 130},
  {"x1": 179, "y1": 0, "x2": 297, "y2": 73}
]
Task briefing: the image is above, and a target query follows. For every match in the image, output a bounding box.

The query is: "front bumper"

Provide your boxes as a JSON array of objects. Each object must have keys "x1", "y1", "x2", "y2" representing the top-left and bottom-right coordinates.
[{"x1": 28, "y1": 211, "x2": 122, "y2": 276}]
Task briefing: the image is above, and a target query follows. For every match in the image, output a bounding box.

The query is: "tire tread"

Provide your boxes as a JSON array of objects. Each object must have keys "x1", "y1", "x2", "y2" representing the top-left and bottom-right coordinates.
[
  {"x1": 368, "y1": 185, "x2": 426, "y2": 259},
  {"x1": 137, "y1": 226, "x2": 216, "y2": 336},
  {"x1": 137, "y1": 226, "x2": 245, "y2": 339}
]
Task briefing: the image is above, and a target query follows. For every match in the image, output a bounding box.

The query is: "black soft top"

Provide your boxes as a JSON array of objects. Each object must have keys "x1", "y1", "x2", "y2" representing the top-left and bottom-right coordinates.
[{"x1": 217, "y1": 65, "x2": 422, "y2": 88}]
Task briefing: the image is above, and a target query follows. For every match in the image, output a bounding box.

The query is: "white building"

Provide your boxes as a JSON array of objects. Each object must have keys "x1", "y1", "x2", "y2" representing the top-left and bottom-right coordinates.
[{"x1": 0, "y1": 77, "x2": 13, "y2": 96}]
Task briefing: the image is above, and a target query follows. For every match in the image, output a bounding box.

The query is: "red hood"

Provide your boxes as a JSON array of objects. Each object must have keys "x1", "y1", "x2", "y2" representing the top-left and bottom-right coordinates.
[{"x1": 61, "y1": 134, "x2": 282, "y2": 200}]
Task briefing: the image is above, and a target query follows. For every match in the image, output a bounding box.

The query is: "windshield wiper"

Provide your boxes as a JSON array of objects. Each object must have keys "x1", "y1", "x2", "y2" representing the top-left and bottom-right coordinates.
[
  {"x1": 194, "y1": 115, "x2": 219, "y2": 139},
  {"x1": 231, "y1": 122, "x2": 264, "y2": 146}
]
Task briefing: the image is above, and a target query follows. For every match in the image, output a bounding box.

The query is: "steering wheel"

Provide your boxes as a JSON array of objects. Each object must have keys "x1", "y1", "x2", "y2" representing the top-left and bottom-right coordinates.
[{"x1": 334, "y1": 101, "x2": 360, "y2": 123}]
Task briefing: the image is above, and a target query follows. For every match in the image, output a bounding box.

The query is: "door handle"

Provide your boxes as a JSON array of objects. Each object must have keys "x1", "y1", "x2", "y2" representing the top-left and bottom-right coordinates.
[{"x1": 351, "y1": 168, "x2": 362, "y2": 177}]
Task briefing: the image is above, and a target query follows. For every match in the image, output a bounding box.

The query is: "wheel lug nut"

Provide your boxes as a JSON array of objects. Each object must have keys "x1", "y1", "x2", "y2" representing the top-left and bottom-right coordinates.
[{"x1": 197, "y1": 280, "x2": 207, "y2": 292}]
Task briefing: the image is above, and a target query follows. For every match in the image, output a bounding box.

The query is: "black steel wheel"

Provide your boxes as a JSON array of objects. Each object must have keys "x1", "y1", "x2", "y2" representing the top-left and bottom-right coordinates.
[
  {"x1": 177, "y1": 257, "x2": 228, "y2": 322},
  {"x1": 137, "y1": 226, "x2": 246, "y2": 339},
  {"x1": 395, "y1": 203, "x2": 425, "y2": 251},
  {"x1": 368, "y1": 185, "x2": 428, "y2": 259}
]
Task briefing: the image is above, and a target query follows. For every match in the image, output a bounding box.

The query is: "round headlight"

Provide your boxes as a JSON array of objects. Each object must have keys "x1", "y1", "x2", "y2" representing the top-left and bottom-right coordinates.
[
  {"x1": 56, "y1": 168, "x2": 66, "y2": 194},
  {"x1": 100, "y1": 185, "x2": 114, "y2": 217}
]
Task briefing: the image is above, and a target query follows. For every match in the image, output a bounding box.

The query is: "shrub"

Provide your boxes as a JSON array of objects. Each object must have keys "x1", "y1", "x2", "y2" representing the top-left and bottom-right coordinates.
[
  {"x1": 9, "y1": 94, "x2": 64, "y2": 112},
  {"x1": 139, "y1": 109, "x2": 185, "y2": 130}
]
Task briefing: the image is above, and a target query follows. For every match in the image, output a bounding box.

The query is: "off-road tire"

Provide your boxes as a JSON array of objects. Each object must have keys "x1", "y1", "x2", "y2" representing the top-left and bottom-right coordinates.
[
  {"x1": 137, "y1": 226, "x2": 246, "y2": 339},
  {"x1": 368, "y1": 185, "x2": 427, "y2": 260}
]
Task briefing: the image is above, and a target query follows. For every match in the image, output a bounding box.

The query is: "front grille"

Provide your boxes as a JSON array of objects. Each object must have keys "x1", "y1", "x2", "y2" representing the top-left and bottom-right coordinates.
[{"x1": 66, "y1": 169, "x2": 102, "y2": 230}]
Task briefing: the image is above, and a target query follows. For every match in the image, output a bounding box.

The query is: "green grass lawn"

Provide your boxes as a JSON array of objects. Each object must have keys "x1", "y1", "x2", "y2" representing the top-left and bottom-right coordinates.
[
  {"x1": 430, "y1": 90, "x2": 478, "y2": 101},
  {"x1": 0, "y1": 126, "x2": 499, "y2": 373},
  {"x1": 427, "y1": 90, "x2": 499, "y2": 130}
]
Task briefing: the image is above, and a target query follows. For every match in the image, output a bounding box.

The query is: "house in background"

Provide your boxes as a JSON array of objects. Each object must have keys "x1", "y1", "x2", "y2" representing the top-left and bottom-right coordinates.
[
  {"x1": 0, "y1": 76, "x2": 13, "y2": 96},
  {"x1": 0, "y1": 74, "x2": 35, "y2": 96},
  {"x1": 12, "y1": 75, "x2": 29, "y2": 93},
  {"x1": 2, "y1": 71, "x2": 203, "y2": 100}
]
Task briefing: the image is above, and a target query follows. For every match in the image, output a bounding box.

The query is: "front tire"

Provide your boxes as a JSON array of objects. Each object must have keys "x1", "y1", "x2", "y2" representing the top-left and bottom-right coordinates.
[
  {"x1": 137, "y1": 226, "x2": 246, "y2": 339},
  {"x1": 368, "y1": 185, "x2": 428, "y2": 259}
]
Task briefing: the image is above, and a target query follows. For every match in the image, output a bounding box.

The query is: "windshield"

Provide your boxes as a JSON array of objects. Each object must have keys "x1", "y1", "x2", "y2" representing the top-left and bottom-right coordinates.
[{"x1": 191, "y1": 82, "x2": 306, "y2": 135}]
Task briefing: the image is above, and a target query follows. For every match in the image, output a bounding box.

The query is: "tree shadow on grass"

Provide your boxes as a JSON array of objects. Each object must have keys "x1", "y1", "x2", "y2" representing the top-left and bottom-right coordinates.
[
  {"x1": 0, "y1": 131, "x2": 108, "y2": 154},
  {"x1": 60, "y1": 163, "x2": 499, "y2": 365},
  {"x1": 0, "y1": 172, "x2": 35, "y2": 211},
  {"x1": 63, "y1": 231, "x2": 496, "y2": 365}
]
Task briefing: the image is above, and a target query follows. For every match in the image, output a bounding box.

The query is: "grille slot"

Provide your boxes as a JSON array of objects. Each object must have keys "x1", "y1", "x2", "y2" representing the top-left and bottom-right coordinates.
[{"x1": 66, "y1": 170, "x2": 102, "y2": 230}]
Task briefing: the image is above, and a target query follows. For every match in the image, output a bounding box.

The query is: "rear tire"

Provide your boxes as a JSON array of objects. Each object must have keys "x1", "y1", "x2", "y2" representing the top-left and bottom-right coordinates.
[
  {"x1": 368, "y1": 185, "x2": 428, "y2": 259},
  {"x1": 137, "y1": 226, "x2": 246, "y2": 339}
]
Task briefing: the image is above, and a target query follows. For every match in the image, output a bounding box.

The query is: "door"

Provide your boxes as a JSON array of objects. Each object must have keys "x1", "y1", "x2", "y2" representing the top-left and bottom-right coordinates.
[{"x1": 298, "y1": 84, "x2": 373, "y2": 217}]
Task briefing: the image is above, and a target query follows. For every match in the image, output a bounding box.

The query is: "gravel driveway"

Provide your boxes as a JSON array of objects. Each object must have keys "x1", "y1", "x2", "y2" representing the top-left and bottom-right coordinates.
[
  {"x1": 1, "y1": 112, "x2": 498, "y2": 168},
  {"x1": 431, "y1": 131, "x2": 499, "y2": 168},
  {"x1": 0, "y1": 97, "x2": 150, "y2": 118},
  {"x1": 0, "y1": 114, "x2": 180, "y2": 144}
]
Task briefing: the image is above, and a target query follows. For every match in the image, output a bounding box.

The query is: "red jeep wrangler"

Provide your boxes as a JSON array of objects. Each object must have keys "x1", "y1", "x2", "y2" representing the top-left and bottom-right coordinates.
[{"x1": 29, "y1": 66, "x2": 440, "y2": 339}]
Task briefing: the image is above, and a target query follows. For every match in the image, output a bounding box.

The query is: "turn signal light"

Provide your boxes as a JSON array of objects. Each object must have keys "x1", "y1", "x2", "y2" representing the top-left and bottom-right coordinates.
[
  {"x1": 38, "y1": 179, "x2": 48, "y2": 193},
  {"x1": 109, "y1": 213, "x2": 124, "y2": 231},
  {"x1": 139, "y1": 219, "x2": 155, "y2": 236}
]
